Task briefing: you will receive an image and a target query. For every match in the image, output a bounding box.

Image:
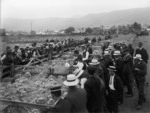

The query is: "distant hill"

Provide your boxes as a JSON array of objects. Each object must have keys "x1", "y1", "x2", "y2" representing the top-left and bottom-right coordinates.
[{"x1": 2, "y1": 7, "x2": 150, "y2": 32}]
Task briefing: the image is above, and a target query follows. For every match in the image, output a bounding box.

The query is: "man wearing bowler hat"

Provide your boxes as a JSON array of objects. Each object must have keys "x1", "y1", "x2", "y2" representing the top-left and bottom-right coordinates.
[
  {"x1": 43, "y1": 85, "x2": 71, "y2": 113},
  {"x1": 106, "y1": 66, "x2": 123, "y2": 113}
]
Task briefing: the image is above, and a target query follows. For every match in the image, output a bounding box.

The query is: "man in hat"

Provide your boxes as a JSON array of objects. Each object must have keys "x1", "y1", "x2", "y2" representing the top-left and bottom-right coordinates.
[
  {"x1": 84, "y1": 66, "x2": 105, "y2": 113},
  {"x1": 73, "y1": 68, "x2": 88, "y2": 88},
  {"x1": 42, "y1": 85, "x2": 72, "y2": 113},
  {"x1": 1, "y1": 46, "x2": 14, "y2": 79},
  {"x1": 106, "y1": 66, "x2": 123, "y2": 113},
  {"x1": 113, "y1": 51, "x2": 124, "y2": 82},
  {"x1": 89, "y1": 58, "x2": 104, "y2": 82},
  {"x1": 113, "y1": 51, "x2": 124, "y2": 104},
  {"x1": 128, "y1": 44, "x2": 134, "y2": 57},
  {"x1": 64, "y1": 74, "x2": 88, "y2": 113},
  {"x1": 12, "y1": 44, "x2": 22, "y2": 65},
  {"x1": 103, "y1": 50, "x2": 114, "y2": 68},
  {"x1": 73, "y1": 54, "x2": 86, "y2": 71},
  {"x1": 82, "y1": 45, "x2": 90, "y2": 64},
  {"x1": 135, "y1": 42, "x2": 149, "y2": 64},
  {"x1": 122, "y1": 48, "x2": 134, "y2": 97},
  {"x1": 133, "y1": 54, "x2": 147, "y2": 110},
  {"x1": 86, "y1": 43, "x2": 93, "y2": 55}
]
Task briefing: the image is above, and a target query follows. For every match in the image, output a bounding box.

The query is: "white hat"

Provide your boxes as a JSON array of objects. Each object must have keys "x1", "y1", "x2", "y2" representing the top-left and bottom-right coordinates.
[
  {"x1": 108, "y1": 66, "x2": 117, "y2": 71},
  {"x1": 63, "y1": 74, "x2": 79, "y2": 86},
  {"x1": 108, "y1": 45, "x2": 113, "y2": 49},
  {"x1": 65, "y1": 63, "x2": 70, "y2": 68},
  {"x1": 113, "y1": 51, "x2": 121, "y2": 56},
  {"x1": 46, "y1": 46, "x2": 49, "y2": 49},
  {"x1": 104, "y1": 51, "x2": 110, "y2": 56},
  {"x1": 89, "y1": 58, "x2": 100, "y2": 65},
  {"x1": 134, "y1": 54, "x2": 142, "y2": 60},
  {"x1": 26, "y1": 44, "x2": 29, "y2": 47},
  {"x1": 15, "y1": 44, "x2": 20, "y2": 46}
]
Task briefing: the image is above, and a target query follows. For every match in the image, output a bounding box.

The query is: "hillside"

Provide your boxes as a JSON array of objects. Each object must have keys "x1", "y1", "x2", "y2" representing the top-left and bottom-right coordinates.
[{"x1": 2, "y1": 7, "x2": 150, "y2": 32}]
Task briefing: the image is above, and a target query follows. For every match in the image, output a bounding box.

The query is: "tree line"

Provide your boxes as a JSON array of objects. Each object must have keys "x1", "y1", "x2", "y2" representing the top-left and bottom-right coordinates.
[{"x1": 64, "y1": 22, "x2": 148, "y2": 35}]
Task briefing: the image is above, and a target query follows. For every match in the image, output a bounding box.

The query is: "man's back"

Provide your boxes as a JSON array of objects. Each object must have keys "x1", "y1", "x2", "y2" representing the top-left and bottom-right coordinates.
[
  {"x1": 84, "y1": 76, "x2": 102, "y2": 112},
  {"x1": 47, "y1": 98, "x2": 72, "y2": 113},
  {"x1": 65, "y1": 87, "x2": 88, "y2": 113}
]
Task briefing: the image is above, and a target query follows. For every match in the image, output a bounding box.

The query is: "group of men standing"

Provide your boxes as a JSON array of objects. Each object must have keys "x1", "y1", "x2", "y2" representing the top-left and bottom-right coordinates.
[
  {"x1": 43, "y1": 41, "x2": 148, "y2": 113},
  {"x1": 0, "y1": 38, "x2": 82, "y2": 79}
]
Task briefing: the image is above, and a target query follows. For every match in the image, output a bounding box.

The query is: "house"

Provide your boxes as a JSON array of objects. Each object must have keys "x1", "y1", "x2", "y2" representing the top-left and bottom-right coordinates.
[{"x1": 92, "y1": 27, "x2": 103, "y2": 34}]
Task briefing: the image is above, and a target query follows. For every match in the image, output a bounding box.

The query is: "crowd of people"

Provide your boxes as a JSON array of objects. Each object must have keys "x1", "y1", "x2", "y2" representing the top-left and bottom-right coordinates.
[
  {"x1": 0, "y1": 38, "x2": 83, "y2": 79},
  {"x1": 0, "y1": 36, "x2": 149, "y2": 113},
  {"x1": 43, "y1": 40, "x2": 148, "y2": 113}
]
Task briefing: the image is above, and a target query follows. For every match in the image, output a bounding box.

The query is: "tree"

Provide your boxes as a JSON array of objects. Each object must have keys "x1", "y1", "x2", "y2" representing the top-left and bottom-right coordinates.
[
  {"x1": 65, "y1": 27, "x2": 75, "y2": 34},
  {"x1": 85, "y1": 27, "x2": 93, "y2": 34},
  {"x1": 132, "y1": 22, "x2": 142, "y2": 34}
]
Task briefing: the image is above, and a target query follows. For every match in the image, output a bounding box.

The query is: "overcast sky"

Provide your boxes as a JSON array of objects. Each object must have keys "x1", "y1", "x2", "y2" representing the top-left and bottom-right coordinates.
[{"x1": 1, "y1": 0, "x2": 150, "y2": 19}]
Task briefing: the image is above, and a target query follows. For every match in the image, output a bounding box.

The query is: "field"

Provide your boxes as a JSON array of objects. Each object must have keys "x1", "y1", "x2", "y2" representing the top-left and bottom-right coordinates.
[{"x1": 1, "y1": 34, "x2": 150, "y2": 112}]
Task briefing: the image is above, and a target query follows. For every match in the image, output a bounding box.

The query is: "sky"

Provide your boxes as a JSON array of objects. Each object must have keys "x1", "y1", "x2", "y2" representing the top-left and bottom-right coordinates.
[{"x1": 1, "y1": 0, "x2": 150, "y2": 19}]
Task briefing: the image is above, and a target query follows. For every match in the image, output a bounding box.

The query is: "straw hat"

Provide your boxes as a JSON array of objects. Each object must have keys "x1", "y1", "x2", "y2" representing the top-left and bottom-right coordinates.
[
  {"x1": 63, "y1": 74, "x2": 79, "y2": 86},
  {"x1": 89, "y1": 58, "x2": 100, "y2": 65},
  {"x1": 108, "y1": 66, "x2": 117, "y2": 71},
  {"x1": 65, "y1": 63, "x2": 70, "y2": 68},
  {"x1": 104, "y1": 51, "x2": 110, "y2": 56},
  {"x1": 134, "y1": 54, "x2": 142, "y2": 60},
  {"x1": 26, "y1": 44, "x2": 29, "y2": 47},
  {"x1": 46, "y1": 46, "x2": 49, "y2": 49},
  {"x1": 50, "y1": 84, "x2": 61, "y2": 93},
  {"x1": 113, "y1": 51, "x2": 121, "y2": 56}
]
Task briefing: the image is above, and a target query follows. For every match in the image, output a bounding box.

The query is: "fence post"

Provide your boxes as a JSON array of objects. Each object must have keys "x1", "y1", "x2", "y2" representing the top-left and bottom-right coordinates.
[
  {"x1": 11, "y1": 64, "x2": 15, "y2": 78},
  {"x1": 0, "y1": 65, "x2": 2, "y2": 81}
]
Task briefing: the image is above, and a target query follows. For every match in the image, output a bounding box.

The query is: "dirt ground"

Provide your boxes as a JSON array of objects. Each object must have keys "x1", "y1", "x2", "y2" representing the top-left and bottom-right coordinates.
[
  {"x1": 118, "y1": 35, "x2": 150, "y2": 113},
  {"x1": 0, "y1": 34, "x2": 149, "y2": 113}
]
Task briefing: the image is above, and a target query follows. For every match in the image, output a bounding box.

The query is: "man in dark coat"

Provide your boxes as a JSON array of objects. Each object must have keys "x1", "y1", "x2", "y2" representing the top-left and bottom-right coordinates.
[
  {"x1": 113, "y1": 51, "x2": 124, "y2": 104},
  {"x1": 1, "y1": 46, "x2": 14, "y2": 79},
  {"x1": 113, "y1": 51, "x2": 124, "y2": 83},
  {"x1": 43, "y1": 85, "x2": 72, "y2": 113},
  {"x1": 123, "y1": 49, "x2": 134, "y2": 97},
  {"x1": 128, "y1": 44, "x2": 134, "y2": 57},
  {"x1": 89, "y1": 58, "x2": 105, "y2": 82},
  {"x1": 64, "y1": 74, "x2": 88, "y2": 113},
  {"x1": 133, "y1": 54, "x2": 147, "y2": 110},
  {"x1": 135, "y1": 42, "x2": 149, "y2": 64},
  {"x1": 84, "y1": 66, "x2": 105, "y2": 113},
  {"x1": 106, "y1": 66, "x2": 123, "y2": 113}
]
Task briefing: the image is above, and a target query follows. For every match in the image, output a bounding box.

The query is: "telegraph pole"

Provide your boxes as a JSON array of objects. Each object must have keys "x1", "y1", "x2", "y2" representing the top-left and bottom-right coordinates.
[{"x1": 0, "y1": 0, "x2": 2, "y2": 29}]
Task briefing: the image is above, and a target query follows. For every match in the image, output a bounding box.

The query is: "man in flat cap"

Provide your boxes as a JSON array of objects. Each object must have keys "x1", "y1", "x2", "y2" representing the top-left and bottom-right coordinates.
[
  {"x1": 43, "y1": 85, "x2": 71, "y2": 113},
  {"x1": 133, "y1": 54, "x2": 147, "y2": 110}
]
